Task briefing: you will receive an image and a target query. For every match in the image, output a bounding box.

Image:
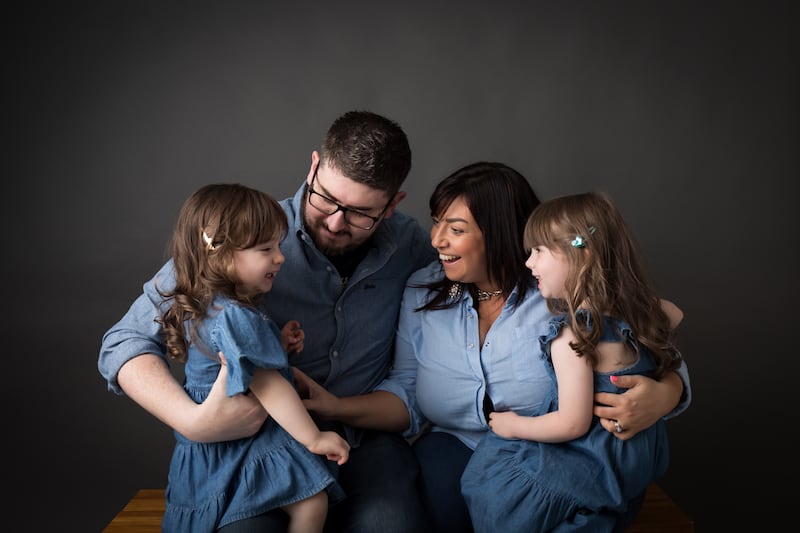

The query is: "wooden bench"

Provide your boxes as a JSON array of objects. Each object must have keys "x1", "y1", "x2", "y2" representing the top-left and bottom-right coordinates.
[{"x1": 104, "y1": 483, "x2": 693, "y2": 532}]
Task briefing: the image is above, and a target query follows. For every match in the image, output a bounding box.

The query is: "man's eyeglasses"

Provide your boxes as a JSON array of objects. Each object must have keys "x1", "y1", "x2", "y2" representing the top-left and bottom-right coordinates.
[{"x1": 307, "y1": 166, "x2": 393, "y2": 231}]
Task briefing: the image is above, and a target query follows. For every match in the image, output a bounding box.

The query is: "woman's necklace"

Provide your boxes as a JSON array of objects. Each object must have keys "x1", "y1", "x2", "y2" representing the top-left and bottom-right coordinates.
[{"x1": 476, "y1": 288, "x2": 504, "y2": 301}]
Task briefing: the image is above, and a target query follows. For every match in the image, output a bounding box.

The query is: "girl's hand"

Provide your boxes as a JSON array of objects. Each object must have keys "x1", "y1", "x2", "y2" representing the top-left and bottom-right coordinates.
[
  {"x1": 307, "y1": 431, "x2": 350, "y2": 465},
  {"x1": 488, "y1": 410, "x2": 522, "y2": 439},
  {"x1": 281, "y1": 320, "x2": 305, "y2": 354}
]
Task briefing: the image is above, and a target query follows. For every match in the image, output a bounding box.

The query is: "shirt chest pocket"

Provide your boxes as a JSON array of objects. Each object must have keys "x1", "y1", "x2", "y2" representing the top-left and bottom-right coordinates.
[{"x1": 510, "y1": 325, "x2": 549, "y2": 383}]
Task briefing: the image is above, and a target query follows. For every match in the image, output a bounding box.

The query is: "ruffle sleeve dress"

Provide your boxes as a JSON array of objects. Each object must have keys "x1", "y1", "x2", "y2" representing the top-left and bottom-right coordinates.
[
  {"x1": 162, "y1": 297, "x2": 344, "y2": 532},
  {"x1": 461, "y1": 313, "x2": 669, "y2": 532}
]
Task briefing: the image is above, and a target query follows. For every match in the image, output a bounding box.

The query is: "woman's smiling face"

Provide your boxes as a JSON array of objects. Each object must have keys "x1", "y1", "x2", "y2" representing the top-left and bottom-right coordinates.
[{"x1": 430, "y1": 195, "x2": 490, "y2": 287}]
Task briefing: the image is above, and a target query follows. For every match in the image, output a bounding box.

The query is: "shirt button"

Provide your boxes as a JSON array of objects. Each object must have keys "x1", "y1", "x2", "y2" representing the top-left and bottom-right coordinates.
[
  {"x1": 332, "y1": 351, "x2": 339, "y2": 358},
  {"x1": 468, "y1": 343, "x2": 475, "y2": 349}
]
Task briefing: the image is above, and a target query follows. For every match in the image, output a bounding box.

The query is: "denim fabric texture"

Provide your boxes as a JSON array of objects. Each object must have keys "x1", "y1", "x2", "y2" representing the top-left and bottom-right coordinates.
[
  {"x1": 162, "y1": 299, "x2": 343, "y2": 532},
  {"x1": 98, "y1": 182, "x2": 436, "y2": 530},
  {"x1": 376, "y1": 261, "x2": 691, "y2": 450},
  {"x1": 99, "y1": 182, "x2": 436, "y2": 447},
  {"x1": 412, "y1": 431, "x2": 475, "y2": 532},
  {"x1": 461, "y1": 315, "x2": 670, "y2": 533},
  {"x1": 215, "y1": 431, "x2": 428, "y2": 533}
]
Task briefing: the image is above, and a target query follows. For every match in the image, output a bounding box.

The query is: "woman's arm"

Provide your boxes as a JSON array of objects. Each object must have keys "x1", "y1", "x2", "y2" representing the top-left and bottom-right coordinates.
[
  {"x1": 297, "y1": 281, "x2": 429, "y2": 436},
  {"x1": 292, "y1": 367, "x2": 410, "y2": 432}
]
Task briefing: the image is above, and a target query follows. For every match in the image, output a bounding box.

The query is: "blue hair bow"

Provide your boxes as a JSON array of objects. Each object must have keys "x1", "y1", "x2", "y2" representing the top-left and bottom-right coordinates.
[{"x1": 570, "y1": 226, "x2": 596, "y2": 248}]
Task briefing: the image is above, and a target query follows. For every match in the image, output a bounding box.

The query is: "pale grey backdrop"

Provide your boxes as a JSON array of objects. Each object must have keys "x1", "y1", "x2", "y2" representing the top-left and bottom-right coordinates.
[{"x1": 6, "y1": 1, "x2": 796, "y2": 531}]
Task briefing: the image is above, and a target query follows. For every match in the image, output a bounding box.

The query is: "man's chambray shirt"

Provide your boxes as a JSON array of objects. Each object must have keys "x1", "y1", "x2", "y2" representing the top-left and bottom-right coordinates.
[{"x1": 99, "y1": 183, "x2": 437, "y2": 444}]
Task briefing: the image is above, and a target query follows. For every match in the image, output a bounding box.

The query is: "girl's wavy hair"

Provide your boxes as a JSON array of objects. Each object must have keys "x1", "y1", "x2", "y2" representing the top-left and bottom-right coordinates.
[
  {"x1": 157, "y1": 183, "x2": 287, "y2": 362},
  {"x1": 417, "y1": 161, "x2": 541, "y2": 311},
  {"x1": 523, "y1": 191, "x2": 681, "y2": 378}
]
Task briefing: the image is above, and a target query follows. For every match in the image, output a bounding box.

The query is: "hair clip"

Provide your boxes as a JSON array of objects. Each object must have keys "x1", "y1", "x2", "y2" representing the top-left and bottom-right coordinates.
[
  {"x1": 202, "y1": 231, "x2": 218, "y2": 251},
  {"x1": 570, "y1": 227, "x2": 595, "y2": 249}
]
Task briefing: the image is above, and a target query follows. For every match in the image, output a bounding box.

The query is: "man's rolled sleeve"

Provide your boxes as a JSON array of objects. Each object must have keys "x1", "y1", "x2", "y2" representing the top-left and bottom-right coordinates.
[
  {"x1": 98, "y1": 261, "x2": 175, "y2": 394},
  {"x1": 664, "y1": 358, "x2": 692, "y2": 420}
]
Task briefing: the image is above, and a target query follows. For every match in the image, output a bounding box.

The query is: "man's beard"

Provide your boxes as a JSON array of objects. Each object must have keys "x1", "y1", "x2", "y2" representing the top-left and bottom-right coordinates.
[{"x1": 302, "y1": 203, "x2": 364, "y2": 257}]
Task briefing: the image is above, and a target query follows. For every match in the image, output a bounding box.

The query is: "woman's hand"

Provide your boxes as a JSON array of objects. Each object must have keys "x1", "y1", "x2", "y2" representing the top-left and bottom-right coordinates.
[{"x1": 292, "y1": 366, "x2": 340, "y2": 420}]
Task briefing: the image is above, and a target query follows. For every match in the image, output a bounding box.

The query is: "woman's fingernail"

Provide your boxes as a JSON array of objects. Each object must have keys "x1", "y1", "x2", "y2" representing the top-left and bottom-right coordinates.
[{"x1": 610, "y1": 375, "x2": 619, "y2": 383}]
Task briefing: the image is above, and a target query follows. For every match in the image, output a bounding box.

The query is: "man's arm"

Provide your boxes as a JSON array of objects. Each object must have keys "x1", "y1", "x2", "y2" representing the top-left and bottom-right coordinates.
[
  {"x1": 117, "y1": 354, "x2": 267, "y2": 442},
  {"x1": 593, "y1": 299, "x2": 691, "y2": 440},
  {"x1": 593, "y1": 367, "x2": 688, "y2": 441},
  {"x1": 99, "y1": 260, "x2": 266, "y2": 442}
]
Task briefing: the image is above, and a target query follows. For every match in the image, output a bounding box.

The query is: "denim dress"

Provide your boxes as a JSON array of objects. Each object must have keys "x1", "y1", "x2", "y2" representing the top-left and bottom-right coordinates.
[
  {"x1": 162, "y1": 297, "x2": 344, "y2": 532},
  {"x1": 461, "y1": 314, "x2": 669, "y2": 533}
]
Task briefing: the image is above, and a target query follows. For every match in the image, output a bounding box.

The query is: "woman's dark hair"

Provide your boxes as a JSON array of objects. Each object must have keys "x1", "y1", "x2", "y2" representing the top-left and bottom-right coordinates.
[{"x1": 418, "y1": 161, "x2": 541, "y2": 311}]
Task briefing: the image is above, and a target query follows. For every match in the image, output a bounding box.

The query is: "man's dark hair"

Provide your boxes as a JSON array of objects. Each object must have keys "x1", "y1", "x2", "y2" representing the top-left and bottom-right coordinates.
[{"x1": 320, "y1": 110, "x2": 411, "y2": 195}]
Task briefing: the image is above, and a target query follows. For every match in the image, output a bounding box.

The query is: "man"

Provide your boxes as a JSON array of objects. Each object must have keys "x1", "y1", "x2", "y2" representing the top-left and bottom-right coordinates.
[{"x1": 99, "y1": 110, "x2": 436, "y2": 532}]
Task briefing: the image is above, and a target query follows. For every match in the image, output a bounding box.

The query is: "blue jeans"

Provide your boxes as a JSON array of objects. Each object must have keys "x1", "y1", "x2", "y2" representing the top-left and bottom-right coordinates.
[
  {"x1": 218, "y1": 430, "x2": 426, "y2": 533},
  {"x1": 413, "y1": 431, "x2": 645, "y2": 533},
  {"x1": 413, "y1": 431, "x2": 474, "y2": 533}
]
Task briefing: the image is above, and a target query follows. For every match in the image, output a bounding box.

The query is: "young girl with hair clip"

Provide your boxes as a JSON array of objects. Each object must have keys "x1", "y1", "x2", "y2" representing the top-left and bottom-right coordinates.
[
  {"x1": 156, "y1": 183, "x2": 349, "y2": 533},
  {"x1": 461, "y1": 191, "x2": 683, "y2": 532}
]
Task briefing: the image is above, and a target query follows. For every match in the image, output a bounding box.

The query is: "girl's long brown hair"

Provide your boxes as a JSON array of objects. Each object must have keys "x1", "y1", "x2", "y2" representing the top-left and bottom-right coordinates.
[
  {"x1": 158, "y1": 183, "x2": 287, "y2": 362},
  {"x1": 524, "y1": 192, "x2": 681, "y2": 379}
]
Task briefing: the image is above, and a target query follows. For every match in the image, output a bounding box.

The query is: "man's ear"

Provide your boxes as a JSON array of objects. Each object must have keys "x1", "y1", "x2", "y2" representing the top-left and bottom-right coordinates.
[
  {"x1": 306, "y1": 151, "x2": 320, "y2": 186},
  {"x1": 382, "y1": 191, "x2": 407, "y2": 220}
]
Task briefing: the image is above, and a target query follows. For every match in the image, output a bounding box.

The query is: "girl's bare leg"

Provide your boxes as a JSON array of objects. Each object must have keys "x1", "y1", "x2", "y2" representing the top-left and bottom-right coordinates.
[{"x1": 282, "y1": 491, "x2": 328, "y2": 533}]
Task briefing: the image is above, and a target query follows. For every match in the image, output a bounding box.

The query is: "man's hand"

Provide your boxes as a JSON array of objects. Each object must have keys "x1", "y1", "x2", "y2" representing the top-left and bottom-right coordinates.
[
  {"x1": 593, "y1": 373, "x2": 682, "y2": 441},
  {"x1": 185, "y1": 353, "x2": 267, "y2": 442}
]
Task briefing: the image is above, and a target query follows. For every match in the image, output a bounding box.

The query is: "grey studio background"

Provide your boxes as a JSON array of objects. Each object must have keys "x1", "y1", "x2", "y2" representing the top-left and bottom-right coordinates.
[{"x1": 5, "y1": 2, "x2": 796, "y2": 531}]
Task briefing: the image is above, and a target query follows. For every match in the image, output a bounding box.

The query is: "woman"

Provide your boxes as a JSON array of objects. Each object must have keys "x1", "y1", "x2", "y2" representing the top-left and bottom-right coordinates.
[{"x1": 294, "y1": 161, "x2": 690, "y2": 531}]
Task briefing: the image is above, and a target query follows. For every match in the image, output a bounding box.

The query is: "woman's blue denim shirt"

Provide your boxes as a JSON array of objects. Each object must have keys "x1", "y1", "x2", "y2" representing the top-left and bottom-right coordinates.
[
  {"x1": 99, "y1": 182, "x2": 437, "y2": 444},
  {"x1": 376, "y1": 261, "x2": 692, "y2": 450}
]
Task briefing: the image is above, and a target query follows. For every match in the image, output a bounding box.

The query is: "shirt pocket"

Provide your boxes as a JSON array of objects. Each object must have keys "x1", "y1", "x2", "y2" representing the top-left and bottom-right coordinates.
[{"x1": 510, "y1": 324, "x2": 549, "y2": 383}]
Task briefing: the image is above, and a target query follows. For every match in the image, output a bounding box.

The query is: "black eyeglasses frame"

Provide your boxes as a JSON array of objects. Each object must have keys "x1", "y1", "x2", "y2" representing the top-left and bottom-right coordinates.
[{"x1": 306, "y1": 165, "x2": 394, "y2": 230}]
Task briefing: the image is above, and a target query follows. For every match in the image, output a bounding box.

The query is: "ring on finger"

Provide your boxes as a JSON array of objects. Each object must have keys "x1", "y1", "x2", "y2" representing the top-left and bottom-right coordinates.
[{"x1": 613, "y1": 420, "x2": 623, "y2": 433}]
